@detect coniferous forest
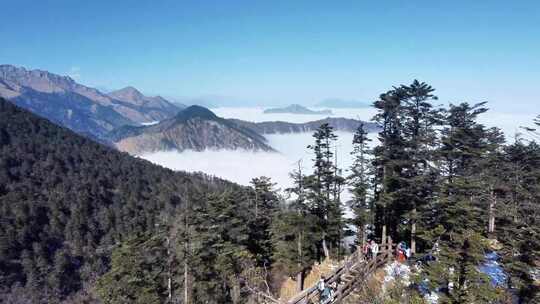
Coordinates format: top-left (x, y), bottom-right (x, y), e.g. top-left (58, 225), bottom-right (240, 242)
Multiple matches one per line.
top-left (1, 79), bottom-right (539, 304)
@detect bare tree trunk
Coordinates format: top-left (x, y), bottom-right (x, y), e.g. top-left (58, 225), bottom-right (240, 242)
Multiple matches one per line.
top-left (166, 237), bottom-right (172, 303)
top-left (381, 225), bottom-right (387, 246)
top-left (184, 215), bottom-right (189, 304)
top-left (387, 236), bottom-right (393, 263)
top-left (296, 230), bottom-right (304, 292)
top-left (488, 194), bottom-right (496, 234)
top-left (296, 270), bottom-right (303, 292)
top-left (232, 282), bottom-right (241, 304)
top-left (183, 259), bottom-right (188, 304)
top-left (254, 190), bottom-right (258, 219)
top-left (322, 235), bottom-right (330, 258)
top-left (411, 207), bottom-right (417, 255)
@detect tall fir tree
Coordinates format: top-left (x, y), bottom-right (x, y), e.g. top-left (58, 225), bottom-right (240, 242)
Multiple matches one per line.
top-left (496, 139), bottom-right (540, 303)
top-left (271, 161), bottom-right (319, 291)
top-left (247, 176), bottom-right (280, 267)
top-left (399, 80), bottom-right (442, 254)
top-left (348, 123), bottom-right (374, 248)
top-left (95, 234), bottom-right (169, 304)
top-left (425, 102), bottom-right (502, 303)
top-left (372, 88), bottom-right (408, 243)
top-left (305, 123), bottom-right (345, 258)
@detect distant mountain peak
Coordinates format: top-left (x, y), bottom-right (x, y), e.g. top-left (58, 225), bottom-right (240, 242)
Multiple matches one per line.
top-left (174, 105), bottom-right (218, 122)
top-left (109, 105), bottom-right (274, 154)
top-left (264, 104), bottom-right (333, 115)
top-left (109, 86), bottom-right (146, 100)
top-left (112, 85), bottom-right (143, 95)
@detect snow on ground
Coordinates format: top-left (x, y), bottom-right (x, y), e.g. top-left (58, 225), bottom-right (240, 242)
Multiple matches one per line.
top-left (383, 261), bottom-right (412, 288)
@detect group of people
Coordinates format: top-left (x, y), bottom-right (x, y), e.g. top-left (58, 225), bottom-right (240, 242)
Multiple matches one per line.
top-left (362, 239), bottom-right (380, 260)
top-left (314, 240), bottom-right (411, 304)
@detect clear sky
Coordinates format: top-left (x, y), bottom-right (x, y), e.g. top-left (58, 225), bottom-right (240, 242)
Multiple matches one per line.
top-left (1, 0), bottom-right (539, 111)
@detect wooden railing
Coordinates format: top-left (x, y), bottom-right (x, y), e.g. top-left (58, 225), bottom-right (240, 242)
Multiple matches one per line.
top-left (285, 239), bottom-right (395, 304)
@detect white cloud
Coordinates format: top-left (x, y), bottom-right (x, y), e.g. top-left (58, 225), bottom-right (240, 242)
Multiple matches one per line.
top-left (211, 107), bottom-right (378, 123)
top-left (140, 107), bottom-right (533, 194)
top-left (139, 131), bottom-right (378, 205)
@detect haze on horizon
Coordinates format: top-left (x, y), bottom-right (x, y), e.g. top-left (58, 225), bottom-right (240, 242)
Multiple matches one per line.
top-left (1, 0), bottom-right (539, 113)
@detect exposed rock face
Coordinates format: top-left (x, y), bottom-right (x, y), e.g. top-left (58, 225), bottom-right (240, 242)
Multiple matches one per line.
top-left (229, 117), bottom-right (379, 134)
top-left (108, 86), bottom-right (183, 122)
top-left (0, 65), bottom-right (180, 139)
top-left (110, 106), bottom-right (274, 154)
top-left (263, 104), bottom-right (332, 115)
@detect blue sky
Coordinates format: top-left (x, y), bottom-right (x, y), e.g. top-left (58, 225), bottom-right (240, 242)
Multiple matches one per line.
top-left (1, 0), bottom-right (539, 111)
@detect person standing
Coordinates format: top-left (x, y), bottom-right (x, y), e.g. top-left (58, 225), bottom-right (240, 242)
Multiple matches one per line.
top-left (366, 240), bottom-right (373, 259)
top-left (371, 241), bottom-right (379, 259)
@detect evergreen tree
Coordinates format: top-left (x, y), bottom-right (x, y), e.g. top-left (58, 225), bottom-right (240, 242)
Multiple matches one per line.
top-left (271, 161), bottom-right (319, 291)
top-left (189, 191), bottom-right (255, 303)
top-left (305, 123), bottom-right (345, 258)
top-left (399, 80), bottom-right (441, 254)
top-left (95, 235), bottom-right (168, 304)
top-left (247, 177), bottom-right (280, 267)
top-left (372, 88), bottom-right (408, 243)
top-left (424, 102), bottom-right (502, 303)
top-left (348, 123), bottom-right (374, 247)
top-left (496, 140), bottom-right (540, 302)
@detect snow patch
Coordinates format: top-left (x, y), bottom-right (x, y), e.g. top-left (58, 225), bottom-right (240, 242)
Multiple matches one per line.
top-left (141, 120), bottom-right (160, 126)
top-left (383, 261), bottom-right (411, 288)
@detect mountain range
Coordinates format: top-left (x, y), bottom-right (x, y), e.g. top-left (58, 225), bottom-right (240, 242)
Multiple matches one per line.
top-left (0, 65), bottom-right (183, 139)
top-left (230, 117), bottom-right (379, 135)
top-left (0, 65), bottom-right (378, 154)
top-left (108, 106), bottom-right (378, 155)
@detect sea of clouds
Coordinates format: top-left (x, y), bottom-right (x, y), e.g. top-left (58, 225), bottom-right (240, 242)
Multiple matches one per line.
top-left (141, 108), bottom-right (378, 191)
top-left (140, 107), bottom-right (537, 191)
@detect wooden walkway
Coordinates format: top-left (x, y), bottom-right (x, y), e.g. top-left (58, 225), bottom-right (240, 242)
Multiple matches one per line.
top-left (284, 240), bottom-right (395, 304)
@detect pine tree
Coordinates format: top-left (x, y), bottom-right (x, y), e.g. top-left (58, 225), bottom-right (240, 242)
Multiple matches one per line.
top-left (496, 139), bottom-right (540, 302)
top-left (305, 123), bottom-right (345, 258)
top-left (424, 102), bottom-right (502, 303)
top-left (247, 176), bottom-right (280, 266)
top-left (372, 88), bottom-right (408, 243)
top-left (95, 234), bottom-right (168, 304)
top-left (271, 161), bottom-right (319, 291)
top-left (399, 80), bottom-right (441, 254)
top-left (189, 191), bottom-right (255, 303)
top-left (348, 123), bottom-right (373, 247)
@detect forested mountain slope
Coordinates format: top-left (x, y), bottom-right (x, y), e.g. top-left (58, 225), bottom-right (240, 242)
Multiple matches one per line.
top-left (0, 98), bottom-right (242, 302)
